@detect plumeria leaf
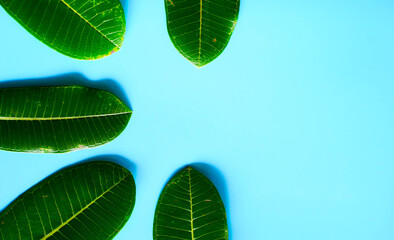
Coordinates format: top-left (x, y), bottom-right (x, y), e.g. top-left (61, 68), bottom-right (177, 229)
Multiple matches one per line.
top-left (0, 0), bottom-right (126, 59)
top-left (0, 161), bottom-right (136, 239)
top-left (154, 166), bottom-right (228, 239)
top-left (165, 0), bottom-right (240, 67)
top-left (0, 86), bottom-right (132, 153)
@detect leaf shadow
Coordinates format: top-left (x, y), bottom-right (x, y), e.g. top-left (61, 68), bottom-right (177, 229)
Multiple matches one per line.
top-left (75, 154), bottom-right (137, 178)
top-left (167, 162), bottom-right (233, 240)
top-left (0, 73), bottom-right (132, 110)
top-left (119, 0), bottom-right (129, 17)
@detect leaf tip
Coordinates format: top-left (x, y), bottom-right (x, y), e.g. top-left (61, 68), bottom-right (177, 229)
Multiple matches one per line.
top-left (191, 61), bottom-right (209, 68)
top-left (183, 165), bottom-right (198, 174)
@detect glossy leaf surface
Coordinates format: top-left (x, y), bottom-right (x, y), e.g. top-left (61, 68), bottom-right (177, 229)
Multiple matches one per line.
top-left (154, 166), bottom-right (228, 240)
top-left (0, 86), bottom-right (131, 153)
top-left (0, 0), bottom-right (126, 59)
top-left (0, 161), bottom-right (136, 240)
top-left (165, 0), bottom-right (240, 67)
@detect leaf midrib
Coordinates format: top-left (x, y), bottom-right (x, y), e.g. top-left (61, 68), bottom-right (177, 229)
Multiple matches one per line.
top-left (59, 0), bottom-right (121, 49)
top-left (41, 173), bottom-right (130, 240)
top-left (0, 112), bottom-right (131, 121)
top-left (188, 168), bottom-right (195, 240)
top-left (198, 0), bottom-right (203, 63)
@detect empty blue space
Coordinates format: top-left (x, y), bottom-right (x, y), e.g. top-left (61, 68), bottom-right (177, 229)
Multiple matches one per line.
top-left (0, 0), bottom-right (393, 239)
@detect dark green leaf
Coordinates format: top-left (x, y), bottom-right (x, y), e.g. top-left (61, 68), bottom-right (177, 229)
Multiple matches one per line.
top-left (165, 0), bottom-right (240, 67)
top-left (154, 166), bottom-right (228, 240)
top-left (0, 161), bottom-right (136, 240)
top-left (0, 0), bottom-right (126, 60)
top-left (0, 86), bottom-right (132, 153)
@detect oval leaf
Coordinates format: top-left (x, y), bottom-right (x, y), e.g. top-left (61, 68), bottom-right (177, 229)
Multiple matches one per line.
top-left (0, 161), bottom-right (136, 240)
top-left (165, 0), bottom-right (240, 67)
top-left (154, 166), bottom-right (228, 240)
top-left (0, 0), bottom-right (126, 59)
top-left (0, 86), bottom-right (132, 153)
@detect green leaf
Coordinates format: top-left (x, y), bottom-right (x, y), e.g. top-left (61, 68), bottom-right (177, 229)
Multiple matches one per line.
top-left (165, 0), bottom-right (240, 67)
top-left (154, 166), bottom-right (228, 240)
top-left (0, 86), bottom-right (132, 153)
top-left (0, 161), bottom-right (136, 240)
top-left (0, 0), bottom-right (126, 60)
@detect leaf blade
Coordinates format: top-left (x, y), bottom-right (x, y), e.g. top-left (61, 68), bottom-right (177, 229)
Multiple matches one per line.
top-left (165, 0), bottom-right (240, 67)
top-left (0, 0), bottom-right (126, 59)
top-left (154, 166), bottom-right (228, 240)
top-left (0, 161), bottom-right (136, 240)
top-left (0, 86), bottom-right (132, 153)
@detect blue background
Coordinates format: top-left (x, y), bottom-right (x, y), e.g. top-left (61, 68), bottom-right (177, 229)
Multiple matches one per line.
top-left (0, 0), bottom-right (393, 239)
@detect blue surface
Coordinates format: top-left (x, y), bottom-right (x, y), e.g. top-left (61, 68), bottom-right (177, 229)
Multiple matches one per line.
top-left (0, 0), bottom-right (393, 239)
